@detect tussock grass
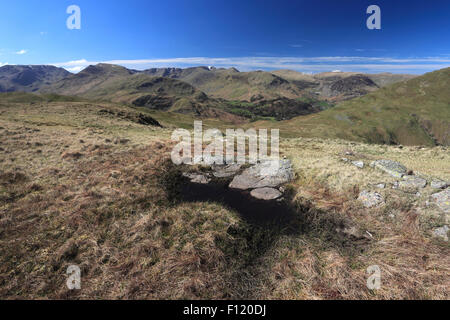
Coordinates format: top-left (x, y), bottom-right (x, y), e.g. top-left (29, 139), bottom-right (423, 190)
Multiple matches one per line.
top-left (0, 100), bottom-right (448, 299)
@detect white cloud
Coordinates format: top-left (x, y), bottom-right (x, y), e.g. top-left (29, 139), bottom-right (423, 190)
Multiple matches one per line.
top-left (50, 56), bottom-right (450, 74)
top-left (65, 66), bottom-right (85, 73)
top-left (16, 49), bottom-right (27, 55)
top-left (0, 62), bottom-right (8, 67)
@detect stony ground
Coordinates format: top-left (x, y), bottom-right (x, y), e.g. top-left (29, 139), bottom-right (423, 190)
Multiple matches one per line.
top-left (0, 100), bottom-right (449, 299)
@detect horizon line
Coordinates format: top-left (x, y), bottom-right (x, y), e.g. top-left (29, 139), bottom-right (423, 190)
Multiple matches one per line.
top-left (2, 56), bottom-right (450, 75)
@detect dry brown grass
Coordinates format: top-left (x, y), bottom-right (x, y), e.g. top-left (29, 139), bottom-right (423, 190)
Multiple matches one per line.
top-left (0, 100), bottom-right (449, 300)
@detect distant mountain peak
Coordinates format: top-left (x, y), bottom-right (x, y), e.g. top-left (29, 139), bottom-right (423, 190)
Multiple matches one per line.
top-left (0, 65), bottom-right (70, 92)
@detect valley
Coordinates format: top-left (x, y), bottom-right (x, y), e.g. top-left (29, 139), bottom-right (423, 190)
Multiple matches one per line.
top-left (0, 63), bottom-right (448, 300)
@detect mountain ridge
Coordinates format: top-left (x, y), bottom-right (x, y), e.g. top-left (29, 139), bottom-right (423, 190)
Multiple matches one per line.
top-left (0, 65), bottom-right (70, 93)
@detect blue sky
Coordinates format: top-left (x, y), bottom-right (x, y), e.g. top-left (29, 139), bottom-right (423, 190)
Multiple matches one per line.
top-left (1, 0), bottom-right (449, 74)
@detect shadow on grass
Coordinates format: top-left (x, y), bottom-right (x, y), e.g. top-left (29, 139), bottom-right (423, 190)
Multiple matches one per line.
top-left (160, 162), bottom-right (371, 298)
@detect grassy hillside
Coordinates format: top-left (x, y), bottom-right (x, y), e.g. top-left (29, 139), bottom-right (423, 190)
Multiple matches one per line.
top-left (147, 67), bottom-right (413, 103)
top-left (1, 98), bottom-right (448, 299)
top-left (256, 68), bottom-right (450, 146)
top-left (146, 67), bottom-right (304, 101)
top-left (38, 64), bottom-right (328, 122)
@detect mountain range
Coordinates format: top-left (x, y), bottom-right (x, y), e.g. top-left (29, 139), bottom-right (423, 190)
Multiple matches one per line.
top-left (0, 63), bottom-right (448, 146)
top-left (0, 65), bottom-right (70, 93)
top-left (263, 67), bottom-right (450, 146)
top-left (1, 63), bottom-right (415, 103)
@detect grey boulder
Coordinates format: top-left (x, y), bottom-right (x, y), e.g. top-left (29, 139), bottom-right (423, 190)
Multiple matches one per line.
top-left (229, 159), bottom-right (294, 190)
top-left (370, 160), bottom-right (407, 178)
top-left (399, 175), bottom-right (427, 193)
top-left (431, 189), bottom-right (450, 213)
top-left (431, 179), bottom-right (448, 190)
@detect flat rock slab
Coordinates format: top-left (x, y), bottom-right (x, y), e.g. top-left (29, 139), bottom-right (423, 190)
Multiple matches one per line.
top-left (431, 179), bottom-right (448, 190)
top-left (250, 187), bottom-right (282, 200)
top-left (358, 190), bottom-right (385, 208)
top-left (399, 175), bottom-right (427, 193)
top-left (229, 159), bottom-right (294, 190)
top-left (371, 159), bottom-right (407, 178)
top-left (431, 189), bottom-right (450, 213)
top-left (211, 164), bottom-right (242, 178)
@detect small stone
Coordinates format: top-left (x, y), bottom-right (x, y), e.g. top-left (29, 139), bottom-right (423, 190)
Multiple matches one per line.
top-left (341, 158), bottom-right (349, 162)
top-left (431, 179), bottom-right (448, 190)
top-left (351, 161), bottom-right (364, 169)
top-left (431, 189), bottom-right (450, 213)
top-left (250, 187), bottom-right (282, 200)
top-left (183, 173), bottom-right (211, 184)
top-left (432, 225), bottom-right (449, 241)
top-left (336, 225), bottom-right (363, 239)
top-left (358, 191), bottom-right (385, 208)
top-left (375, 183), bottom-right (386, 189)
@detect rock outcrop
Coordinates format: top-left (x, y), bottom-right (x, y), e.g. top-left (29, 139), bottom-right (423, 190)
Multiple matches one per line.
top-left (182, 159), bottom-right (295, 201)
top-left (370, 160), bottom-right (407, 178)
top-left (211, 164), bottom-right (241, 178)
top-left (399, 175), bottom-right (427, 193)
top-left (229, 160), bottom-right (294, 191)
top-left (431, 189), bottom-right (450, 213)
top-left (431, 179), bottom-right (448, 190)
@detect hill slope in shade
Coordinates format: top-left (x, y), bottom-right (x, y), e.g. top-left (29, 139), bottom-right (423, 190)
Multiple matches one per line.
top-left (43, 64), bottom-right (246, 122)
top-left (255, 67), bottom-right (450, 146)
top-left (145, 67), bottom-right (416, 102)
top-left (41, 64), bottom-right (325, 121)
top-left (40, 63), bottom-right (136, 96)
top-left (0, 65), bottom-right (70, 93)
top-left (143, 66), bottom-right (304, 101)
